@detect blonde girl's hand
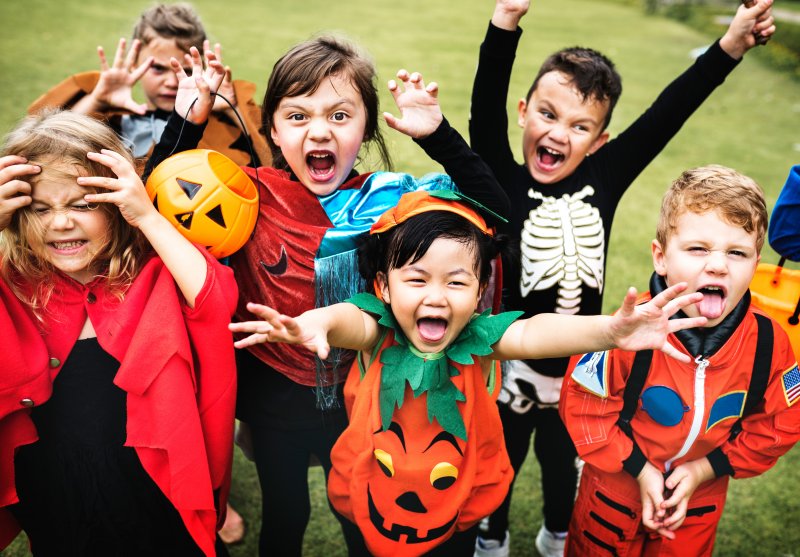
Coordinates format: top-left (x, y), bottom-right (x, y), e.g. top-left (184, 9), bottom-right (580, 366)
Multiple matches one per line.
top-left (229, 302), bottom-right (332, 358)
top-left (203, 40), bottom-right (238, 113)
top-left (383, 70), bottom-right (443, 139)
top-left (171, 46), bottom-right (226, 125)
top-left (88, 38), bottom-right (153, 115)
top-left (0, 155), bottom-right (39, 231)
top-left (608, 283), bottom-right (707, 362)
top-left (78, 149), bottom-right (157, 228)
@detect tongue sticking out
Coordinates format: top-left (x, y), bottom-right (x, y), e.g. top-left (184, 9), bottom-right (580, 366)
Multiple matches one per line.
top-left (418, 318), bottom-right (447, 343)
top-left (697, 289), bottom-right (725, 320)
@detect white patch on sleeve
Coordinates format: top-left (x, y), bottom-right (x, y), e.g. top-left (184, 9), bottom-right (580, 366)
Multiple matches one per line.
top-left (571, 351), bottom-right (609, 398)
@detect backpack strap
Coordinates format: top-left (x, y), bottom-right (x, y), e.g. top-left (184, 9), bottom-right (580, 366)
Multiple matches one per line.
top-left (729, 313), bottom-right (773, 439)
top-left (617, 349), bottom-right (653, 439)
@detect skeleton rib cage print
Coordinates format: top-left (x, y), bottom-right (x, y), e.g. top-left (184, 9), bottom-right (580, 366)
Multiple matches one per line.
top-left (520, 185), bottom-right (605, 314)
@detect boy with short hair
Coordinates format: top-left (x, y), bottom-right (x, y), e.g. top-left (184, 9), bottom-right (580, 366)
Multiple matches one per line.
top-left (27, 3), bottom-right (269, 167)
top-left (560, 164), bottom-right (800, 556)
top-left (470, 1), bottom-right (775, 554)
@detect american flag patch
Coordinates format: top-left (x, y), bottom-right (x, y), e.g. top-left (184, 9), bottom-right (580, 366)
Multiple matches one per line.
top-left (782, 365), bottom-right (800, 407)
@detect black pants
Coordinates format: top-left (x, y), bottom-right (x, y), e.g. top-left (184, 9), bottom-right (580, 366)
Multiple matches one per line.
top-left (482, 404), bottom-right (578, 539)
top-left (249, 419), bottom-right (368, 556)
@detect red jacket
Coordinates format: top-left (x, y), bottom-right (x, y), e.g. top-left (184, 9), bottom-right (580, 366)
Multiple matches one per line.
top-left (0, 251), bottom-right (238, 556)
top-left (561, 301), bottom-right (800, 478)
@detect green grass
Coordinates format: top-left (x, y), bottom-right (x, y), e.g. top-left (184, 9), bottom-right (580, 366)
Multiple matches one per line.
top-left (1, 0), bottom-right (799, 555)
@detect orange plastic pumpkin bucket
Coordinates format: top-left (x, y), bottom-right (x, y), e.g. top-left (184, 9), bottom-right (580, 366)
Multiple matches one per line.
top-left (749, 262), bottom-right (800, 359)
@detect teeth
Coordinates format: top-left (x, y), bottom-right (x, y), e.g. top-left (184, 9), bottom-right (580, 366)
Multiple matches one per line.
top-left (309, 153), bottom-right (330, 158)
top-left (52, 241), bottom-right (83, 249)
top-left (543, 147), bottom-right (563, 156)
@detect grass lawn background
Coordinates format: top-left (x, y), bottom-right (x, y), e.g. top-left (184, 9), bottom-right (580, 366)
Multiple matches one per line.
top-left (1, 0), bottom-right (798, 555)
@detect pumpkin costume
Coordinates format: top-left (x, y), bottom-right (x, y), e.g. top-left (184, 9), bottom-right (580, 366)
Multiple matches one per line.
top-left (325, 191), bottom-right (519, 556)
top-left (328, 293), bottom-right (518, 556)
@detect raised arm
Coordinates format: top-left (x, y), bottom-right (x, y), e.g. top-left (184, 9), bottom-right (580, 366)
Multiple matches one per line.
top-left (81, 149), bottom-right (207, 307)
top-left (383, 70), bottom-right (510, 223)
top-left (492, 283), bottom-right (706, 361)
top-left (142, 47), bottom-right (225, 181)
top-left (228, 302), bottom-right (381, 357)
top-left (600, 1), bottom-right (768, 191)
top-left (468, 0), bottom-right (528, 185)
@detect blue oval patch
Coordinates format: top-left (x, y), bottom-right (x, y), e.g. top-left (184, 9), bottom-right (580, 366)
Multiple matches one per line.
top-left (640, 385), bottom-right (689, 427)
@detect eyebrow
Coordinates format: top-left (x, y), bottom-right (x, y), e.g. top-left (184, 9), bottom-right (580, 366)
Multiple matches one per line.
top-left (374, 421), bottom-right (407, 452)
top-left (279, 99), bottom-right (356, 111)
top-left (423, 431), bottom-right (463, 456)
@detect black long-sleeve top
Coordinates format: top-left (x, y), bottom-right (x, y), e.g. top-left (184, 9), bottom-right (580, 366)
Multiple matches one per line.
top-left (470, 23), bottom-right (739, 377)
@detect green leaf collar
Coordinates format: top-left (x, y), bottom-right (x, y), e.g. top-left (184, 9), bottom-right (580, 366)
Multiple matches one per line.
top-left (348, 293), bottom-right (521, 440)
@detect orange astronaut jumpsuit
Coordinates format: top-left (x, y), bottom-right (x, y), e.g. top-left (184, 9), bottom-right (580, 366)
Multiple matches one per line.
top-left (560, 292), bottom-right (800, 557)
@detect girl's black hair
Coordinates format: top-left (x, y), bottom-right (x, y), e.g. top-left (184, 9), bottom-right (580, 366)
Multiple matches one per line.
top-left (358, 211), bottom-right (508, 289)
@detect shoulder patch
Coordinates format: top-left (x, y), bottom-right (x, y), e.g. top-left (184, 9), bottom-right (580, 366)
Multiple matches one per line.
top-left (706, 390), bottom-right (746, 432)
top-left (571, 351), bottom-right (609, 398)
top-left (781, 364), bottom-right (800, 407)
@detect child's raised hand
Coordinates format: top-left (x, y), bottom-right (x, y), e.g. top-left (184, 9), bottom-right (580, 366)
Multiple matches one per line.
top-left (637, 462), bottom-right (673, 539)
top-left (171, 46), bottom-right (226, 125)
top-left (492, 0), bottom-right (530, 30)
top-left (383, 70), bottom-right (443, 139)
top-left (0, 156), bottom-right (39, 231)
top-left (720, 0), bottom-right (775, 59)
top-left (659, 458), bottom-right (715, 532)
top-left (79, 149), bottom-right (157, 228)
top-left (608, 283), bottom-right (706, 362)
top-left (83, 38), bottom-right (153, 115)
top-left (229, 302), bottom-right (332, 358)
top-left (203, 41), bottom-right (238, 113)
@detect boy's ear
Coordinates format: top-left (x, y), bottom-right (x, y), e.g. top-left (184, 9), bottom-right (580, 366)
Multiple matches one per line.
top-left (651, 239), bottom-right (667, 276)
top-left (376, 272), bottom-right (390, 303)
top-left (517, 98), bottom-right (528, 128)
top-left (588, 131), bottom-right (609, 155)
top-left (270, 126), bottom-right (281, 147)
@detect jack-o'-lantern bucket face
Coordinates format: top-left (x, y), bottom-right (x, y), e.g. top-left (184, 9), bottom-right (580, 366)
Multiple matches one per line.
top-left (355, 390), bottom-right (470, 554)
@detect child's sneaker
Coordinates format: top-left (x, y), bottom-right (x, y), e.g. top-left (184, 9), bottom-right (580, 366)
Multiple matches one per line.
top-left (474, 530), bottom-right (510, 557)
top-left (535, 525), bottom-right (567, 557)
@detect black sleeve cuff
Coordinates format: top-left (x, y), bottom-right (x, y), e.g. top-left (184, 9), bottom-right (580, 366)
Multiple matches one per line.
top-left (485, 21), bottom-right (523, 52)
top-left (706, 447), bottom-right (735, 478)
top-left (413, 117), bottom-right (451, 152)
top-left (696, 39), bottom-right (741, 81)
top-left (623, 442), bottom-right (648, 478)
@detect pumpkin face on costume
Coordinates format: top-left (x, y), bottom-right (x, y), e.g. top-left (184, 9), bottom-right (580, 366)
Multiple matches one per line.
top-left (145, 149), bottom-right (258, 258)
top-left (366, 392), bottom-right (464, 546)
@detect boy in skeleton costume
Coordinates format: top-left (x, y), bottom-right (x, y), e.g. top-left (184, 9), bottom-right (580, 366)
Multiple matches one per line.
top-left (470, 1), bottom-right (775, 554)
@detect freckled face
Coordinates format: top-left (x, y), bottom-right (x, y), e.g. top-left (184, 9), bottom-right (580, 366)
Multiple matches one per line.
top-left (652, 210), bottom-right (759, 328)
top-left (379, 238), bottom-right (482, 353)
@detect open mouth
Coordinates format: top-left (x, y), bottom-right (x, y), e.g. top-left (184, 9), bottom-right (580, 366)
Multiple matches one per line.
top-left (536, 146), bottom-right (565, 169)
top-left (306, 151), bottom-right (336, 182)
top-left (697, 285), bottom-right (727, 320)
top-left (367, 485), bottom-right (457, 544)
top-left (417, 318), bottom-right (448, 343)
